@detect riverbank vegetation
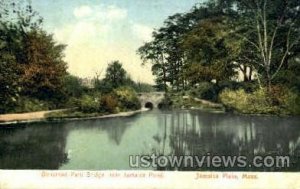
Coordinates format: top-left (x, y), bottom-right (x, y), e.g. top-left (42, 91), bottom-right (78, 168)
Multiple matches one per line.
top-left (1, 0), bottom-right (300, 116)
top-left (138, 0), bottom-right (300, 115)
top-left (0, 1), bottom-right (151, 116)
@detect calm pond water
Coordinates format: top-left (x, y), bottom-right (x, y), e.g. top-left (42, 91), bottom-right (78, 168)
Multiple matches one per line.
top-left (0, 110), bottom-right (300, 171)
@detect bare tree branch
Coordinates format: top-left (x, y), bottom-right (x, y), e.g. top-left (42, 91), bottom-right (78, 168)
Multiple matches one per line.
top-left (271, 26), bottom-right (291, 80)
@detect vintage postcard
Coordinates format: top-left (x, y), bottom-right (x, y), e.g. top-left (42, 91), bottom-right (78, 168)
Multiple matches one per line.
top-left (0, 0), bottom-right (300, 188)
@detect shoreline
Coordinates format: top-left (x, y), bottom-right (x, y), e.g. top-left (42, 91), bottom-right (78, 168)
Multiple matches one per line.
top-left (1, 107), bottom-right (296, 126)
top-left (0, 108), bottom-right (149, 126)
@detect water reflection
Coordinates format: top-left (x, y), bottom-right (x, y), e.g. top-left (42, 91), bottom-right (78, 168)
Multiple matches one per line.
top-left (0, 123), bottom-right (68, 169)
top-left (0, 110), bottom-right (299, 171)
top-left (149, 111), bottom-right (300, 171)
top-left (59, 116), bottom-right (140, 170)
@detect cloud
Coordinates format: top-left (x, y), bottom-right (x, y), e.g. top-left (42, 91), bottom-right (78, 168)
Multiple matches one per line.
top-left (53, 4), bottom-right (154, 84)
top-left (91, 5), bottom-right (128, 23)
top-left (132, 23), bottom-right (153, 42)
top-left (55, 4), bottom-right (126, 44)
top-left (73, 4), bottom-right (128, 22)
top-left (105, 5), bottom-right (128, 21)
top-left (73, 5), bottom-right (92, 18)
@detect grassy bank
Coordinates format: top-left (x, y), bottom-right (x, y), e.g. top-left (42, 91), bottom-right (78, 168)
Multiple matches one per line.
top-left (219, 87), bottom-right (300, 116)
top-left (162, 92), bottom-right (225, 112)
top-left (163, 82), bottom-right (300, 116)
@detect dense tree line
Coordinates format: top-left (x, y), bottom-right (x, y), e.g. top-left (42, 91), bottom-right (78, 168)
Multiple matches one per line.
top-left (138, 0), bottom-right (300, 92)
top-left (0, 1), bottom-right (67, 113)
top-left (94, 60), bottom-right (154, 93)
top-left (138, 0), bottom-right (300, 114)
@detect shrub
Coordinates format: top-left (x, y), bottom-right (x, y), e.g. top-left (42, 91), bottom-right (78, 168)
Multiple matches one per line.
top-left (219, 87), bottom-right (300, 115)
top-left (189, 82), bottom-right (218, 101)
top-left (65, 97), bottom-right (80, 108)
top-left (63, 75), bottom-right (86, 97)
top-left (14, 97), bottom-right (50, 113)
top-left (219, 88), bottom-right (274, 114)
top-left (158, 94), bottom-right (173, 109)
top-left (78, 95), bottom-right (101, 113)
top-left (113, 87), bottom-right (141, 111)
top-left (282, 90), bottom-right (300, 115)
top-left (100, 94), bottom-right (119, 113)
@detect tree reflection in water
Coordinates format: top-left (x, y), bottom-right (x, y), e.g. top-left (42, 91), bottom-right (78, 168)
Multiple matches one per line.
top-left (0, 123), bottom-right (68, 169)
top-left (149, 110), bottom-right (300, 171)
top-left (0, 111), bottom-right (299, 171)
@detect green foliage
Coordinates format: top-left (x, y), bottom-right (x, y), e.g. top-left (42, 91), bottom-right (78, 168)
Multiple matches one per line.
top-left (113, 87), bottom-right (141, 111)
top-left (218, 81), bottom-right (259, 93)
top-left (0, 55), bottom-right (19, 113)
top-left (0, 0), bottom-right (43, 32)
top-left (46, 110), bottom-right (101, 120)
top-left (189, 82), bottom-right (218, 101)
top-left (188, 81), bottom-right (259, 103)
top-left (219, 89), bottom-right (273, 114)
top-left (0, 1), bottom-right (67, 113)
top-left (0, 9), bottom-right (22, 113)
top-left (285, 92), bottom-right (300, 115)
top-left (14, 97), bottom-right (50, 113)
top-left (100, 94), bottom-right (119, 114)
top-left (63, 74), bottom-right (86, 97)
top-left (133, 83), bottom-right (155, 93)
top-left (157, 95), bottom-right (173, 109)
top-left (138, 2), bottom-right (239, 92)
top-left (95, 60), bottom-right (148, 95)
top-left (20, 30), bottom-right (67, 102)
top-left (78, 94), bottom-right (101, 113)
top-left (233, 0), bottom-right (300, 88)
top-left (103, 61), bottom-right (127, 89)
top-left (60, 85), bottom-right (142, 115)
top-left (182, 17), bottom-right (237, 83)
top-left (273, 57), bottom-right (300, 92)
top-left (123, 78), bottom-right (155, 93)
top-left (138, 0), bottom-right (300, 115)
top-left (94, 79), bottom-right (114, 94)
top-left (219, 87), bottom-right (300, 115)
top-left (165, 92), bottom-right (224, 111)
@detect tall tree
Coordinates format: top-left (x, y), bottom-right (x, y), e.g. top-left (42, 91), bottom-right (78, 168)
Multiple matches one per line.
top-left (20, 30), bottom-right (67, 102)
top-left (138, 38), bottom-right (168, 92)
top-left (103, 61), bottom-right (127, 89)
top-left (234, 0), bottom-right (300, 89)
top-left (138, 1), bottom-right (240, 91)
top-left (63, 74), bottom-right (86, 98)
top-left (182, 16), bottom-right (237, 85)
top-left (0, 49), bottom-right (19, 113)
top-left (0, 0), bottom-right (68, 111)
top-left (0, 0), bottom-right (42, 112)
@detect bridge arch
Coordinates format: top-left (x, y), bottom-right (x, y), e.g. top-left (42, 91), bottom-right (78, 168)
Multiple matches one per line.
top-left (138, 92), bottom-right (165, 109)
top-left (144, 102), bottom-right (154, 109)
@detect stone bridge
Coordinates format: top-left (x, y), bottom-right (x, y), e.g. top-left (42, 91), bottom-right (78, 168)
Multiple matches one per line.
top-left (137, 92), bottom-right (165, 109)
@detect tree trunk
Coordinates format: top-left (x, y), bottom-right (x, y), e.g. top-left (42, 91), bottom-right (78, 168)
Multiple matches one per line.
top-left (161, 53), bottom-right (168, 93)
top-left (249, 67), bottom-right (253, 81)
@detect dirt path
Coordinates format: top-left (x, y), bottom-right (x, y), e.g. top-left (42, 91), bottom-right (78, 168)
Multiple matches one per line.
top-left (0, 109), bottom-right (68, 123)
top-left (0, 108), bottom-right (149, 124)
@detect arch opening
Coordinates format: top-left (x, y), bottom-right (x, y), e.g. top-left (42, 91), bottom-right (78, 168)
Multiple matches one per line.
top-left (158, 101), bottom-right (170, 109)
top-left (145, 102), bottom-right (154, 109)
top-left (157, 103), bottom-right (163, 109)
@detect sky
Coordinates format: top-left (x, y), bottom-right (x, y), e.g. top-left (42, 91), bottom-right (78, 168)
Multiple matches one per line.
top-left (31, 0), bottom-right (203, 84)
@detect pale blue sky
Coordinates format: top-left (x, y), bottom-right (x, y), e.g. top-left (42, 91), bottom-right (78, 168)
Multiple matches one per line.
top-left (31, 0), bottom-right (204, 83)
